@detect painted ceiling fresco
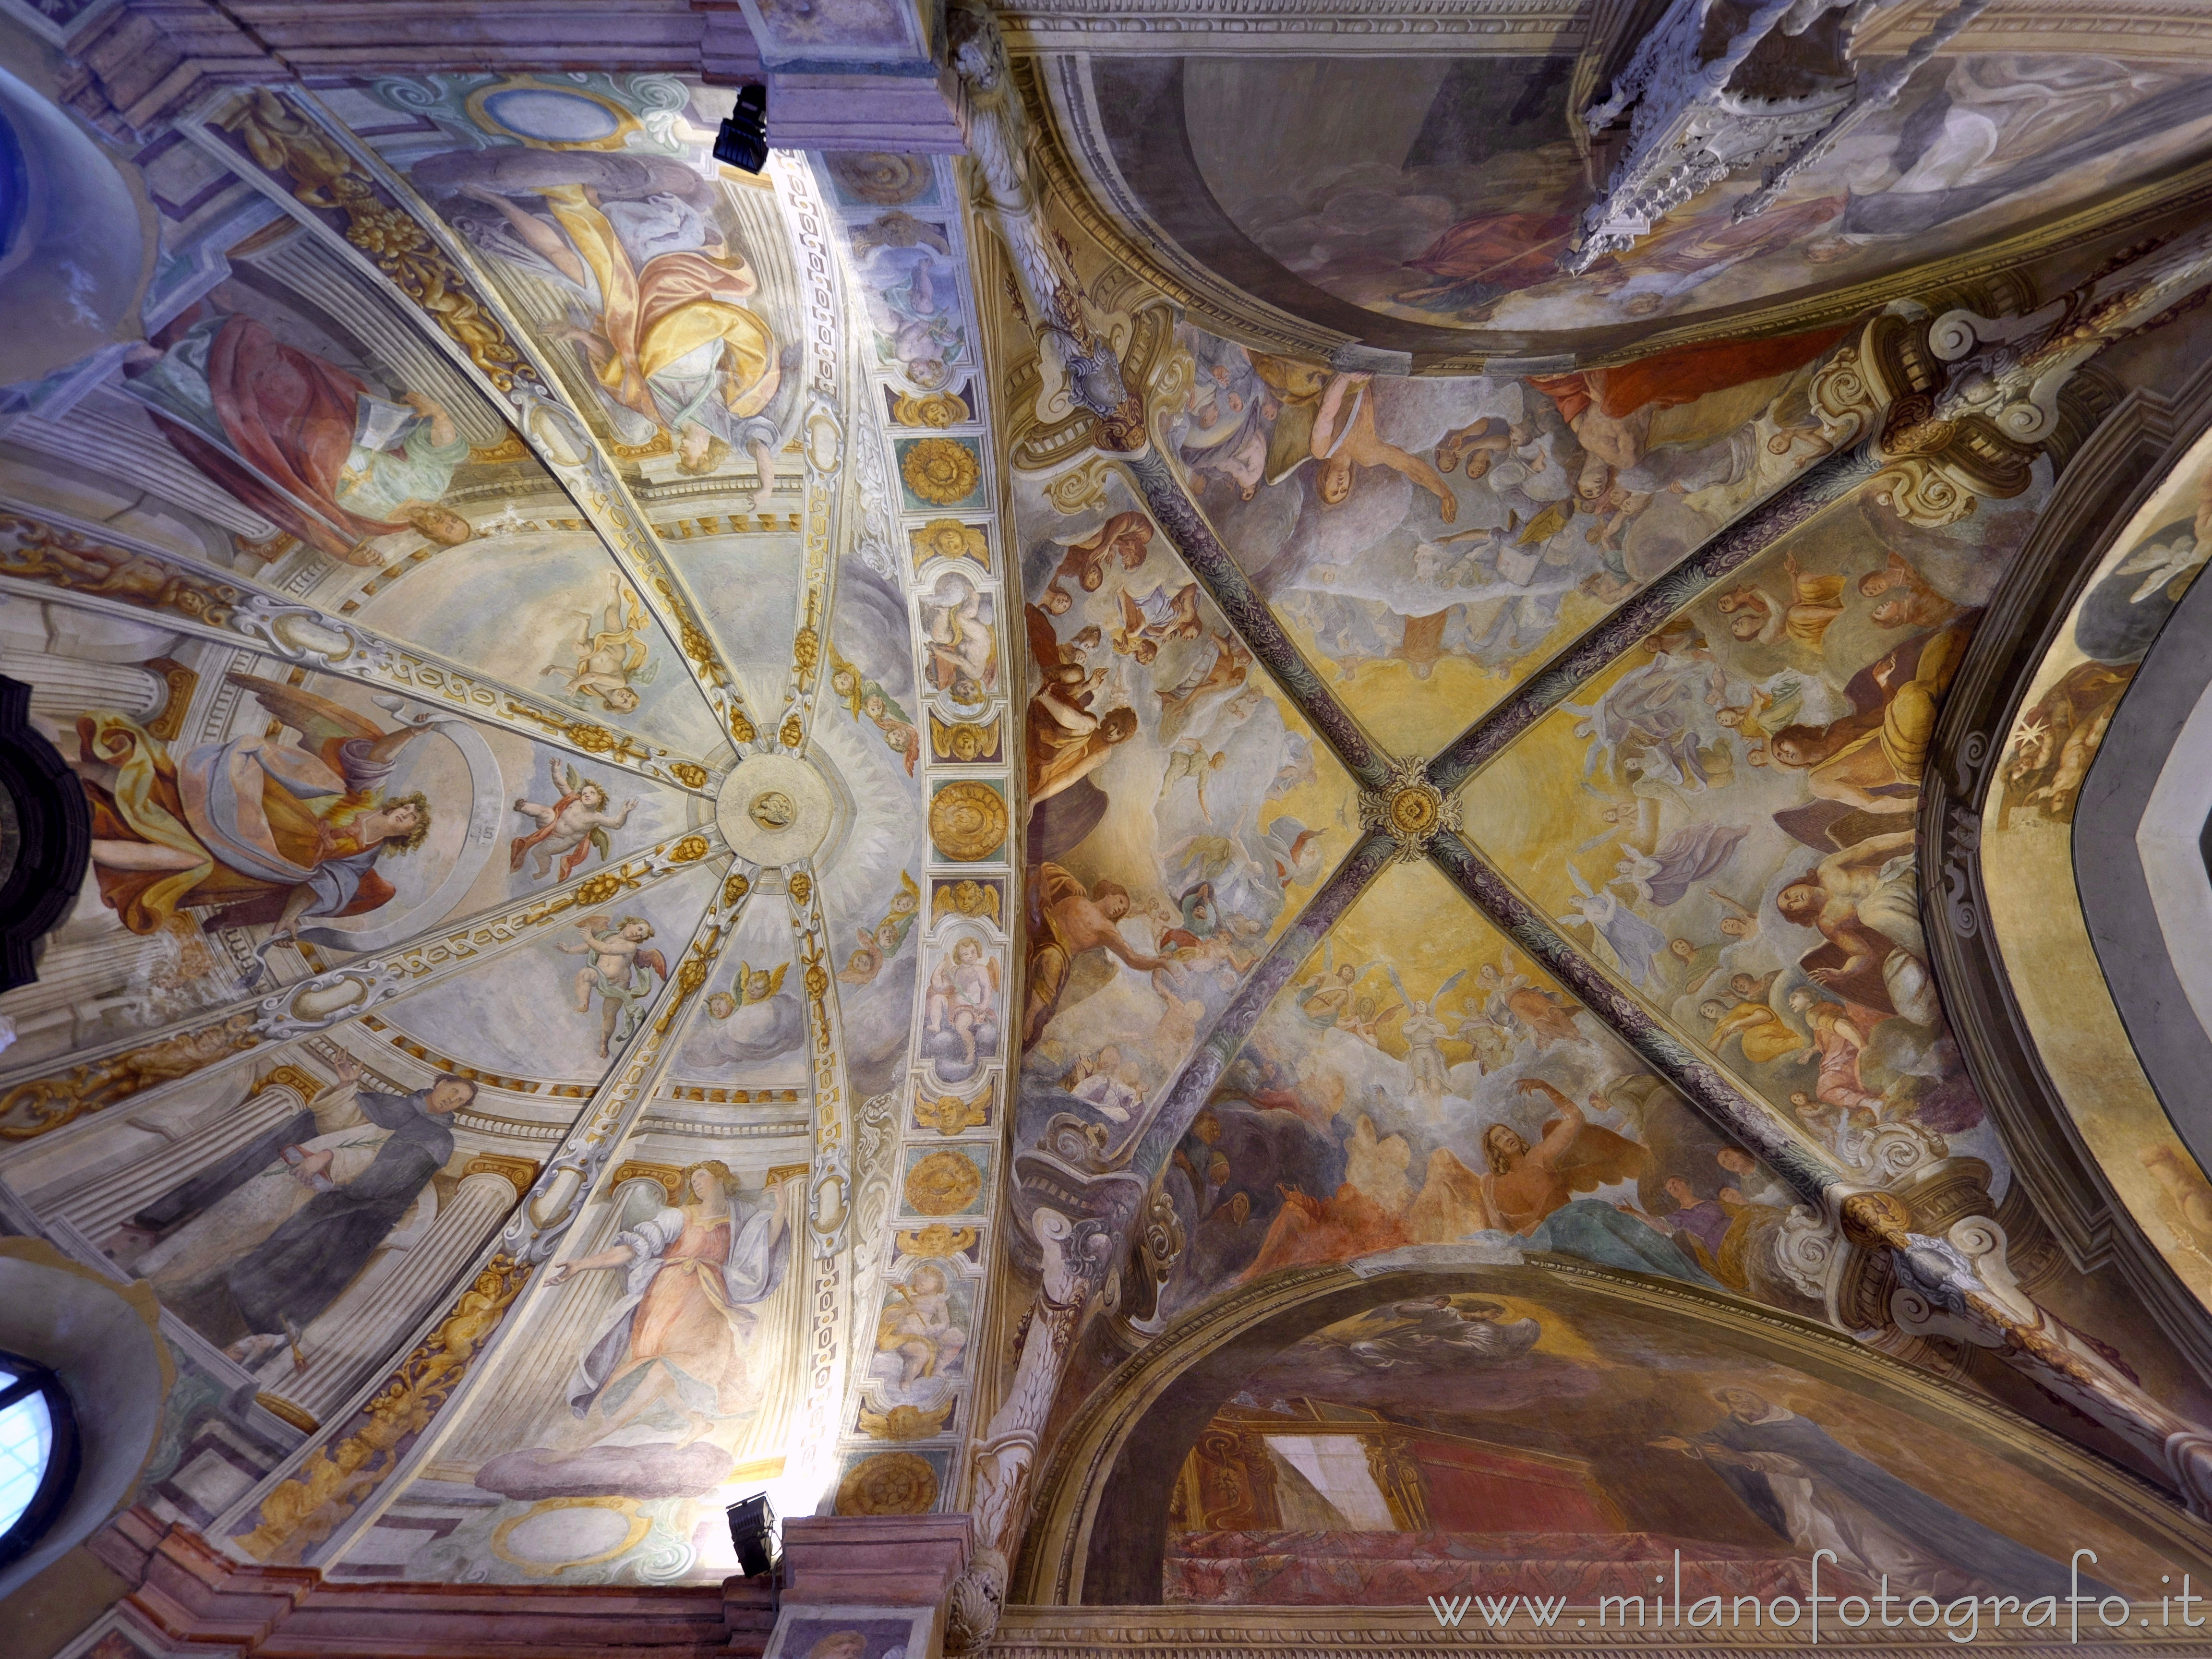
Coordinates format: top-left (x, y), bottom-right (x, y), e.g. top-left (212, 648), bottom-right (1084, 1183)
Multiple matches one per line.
top-left (980, 180), bottom-right (2212, 1592)
top-left (1053, 49), bottom-right (2212, 357)
top-left (8, 0), bottom-right (2212, 1630)
top-left (1166, 318), bottom-right (1845, 752)
top-left (1149, 861), bottom-right (1824, 1325)
top-left (0, 65), bottom-right (1015, 1586)
top-left (1158, 1277), bottom-right (2210, 1608)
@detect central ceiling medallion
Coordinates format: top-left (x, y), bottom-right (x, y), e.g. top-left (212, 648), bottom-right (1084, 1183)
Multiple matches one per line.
top-left (1360, 755), bottom-right (1460, 864)
top-left (715, 754), bottom-right (831, 867)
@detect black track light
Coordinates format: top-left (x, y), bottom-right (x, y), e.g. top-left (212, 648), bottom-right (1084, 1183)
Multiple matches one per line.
top-left (714, 84), bottom-right (769, 175)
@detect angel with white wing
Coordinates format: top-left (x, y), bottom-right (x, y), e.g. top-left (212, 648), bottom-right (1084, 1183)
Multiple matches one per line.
top-left (1387, 965), bottom-right (1467, 1113)
top-left (1560, 860), bottom-right (1669, 989)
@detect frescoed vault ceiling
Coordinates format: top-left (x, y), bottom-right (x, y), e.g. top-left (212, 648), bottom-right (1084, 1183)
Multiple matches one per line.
top-left (1018, 6), bottom-right (2212, 365)
top-left (12, 0), bottom-right (2212, 1643)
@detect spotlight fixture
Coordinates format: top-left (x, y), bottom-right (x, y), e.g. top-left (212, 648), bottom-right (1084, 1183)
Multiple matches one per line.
top-left (727, 1491), bottom-right (779, 1579)
top-left (714, 85), bottom-right (769, 175)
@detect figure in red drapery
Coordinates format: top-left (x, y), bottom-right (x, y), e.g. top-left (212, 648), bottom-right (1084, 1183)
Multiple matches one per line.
top-left (125, 307), bottom-right (471, 564)
top-left (1396, 210), bottom-right (1579, 313)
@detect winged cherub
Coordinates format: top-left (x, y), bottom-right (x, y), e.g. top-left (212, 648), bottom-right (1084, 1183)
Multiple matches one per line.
top-left (546, 575), bottom-right (655, 713)
top-left (926, 937), bottom-right (1001, 1069)
top-left (738, 958), bottom-right (790, 1008)
top-left (559, 914), bottom-right (669, 1056)
top-left (510, 762), bottom-right (635, 882)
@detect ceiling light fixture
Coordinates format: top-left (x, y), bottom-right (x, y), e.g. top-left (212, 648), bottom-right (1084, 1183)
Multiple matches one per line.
top-left (714, 85), bottom-right (769, 174)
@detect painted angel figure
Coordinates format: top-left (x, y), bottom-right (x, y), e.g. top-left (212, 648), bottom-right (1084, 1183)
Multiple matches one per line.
top-left (2112, 524), bottom-right (2208, 604)
top-left (874, 871), bottom-right (922, 957)
top-left (1296, 942), bottom-right (1369, 1027)
top-left (925, 938), bottom-right (1000, 1069)
top-left (1338, 995), bottom-right (1402, 1047)
top-left (686, 958), bottom-right (803, 1069)
top-left (1560, 860), bottom-right (1668, 989)
top-left (1454, 1010), bottom-right (1515, 1073)
top-left (77, 673), bottom-right (436, 947)
top-left (547, 1161), bottom-right (788, 1442)
top-left (875, 1262), bottom-right (967, 1390)
top-left (1387, 966), bottom-right (1467, 1113)
top-left (510, 761), bottom-right (634, 882)
top-left (922, 571), bottom-right (998, 702)
top-left (837, 926), bottom-right (884, 986)
top-left (546, 576), bottom-right (656, 714)
top-left (558, 914), bottom-right (668, 1057)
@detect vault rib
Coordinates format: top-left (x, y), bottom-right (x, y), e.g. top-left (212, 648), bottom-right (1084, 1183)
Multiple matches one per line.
top-left (0, 830), bottom-right (724, 1142)
top-left (220, 855), bottom-right (749, 1569)
top-left (0, 502), bottom-right (727, 797)
top-left (175, 86), bottom-right (757, 751)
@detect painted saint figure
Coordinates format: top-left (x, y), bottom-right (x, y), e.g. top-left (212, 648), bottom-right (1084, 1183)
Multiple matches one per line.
top-left (158, 1058), bottom-right (475, 1366)
top-left (124, 306), bottom-right (472, 565)
top-left (548, 1162), bottom-right (789, 1440)
top-left (1653, 1388), bottom-right (2085, 1599)
top-left (75, 674), bottom-right (435, 942)
top-left (423, 148), bottom-right (785, 479)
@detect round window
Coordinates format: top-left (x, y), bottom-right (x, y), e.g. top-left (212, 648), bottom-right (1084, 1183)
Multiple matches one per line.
top-left (0, 1351), bottom-right (76, 1568)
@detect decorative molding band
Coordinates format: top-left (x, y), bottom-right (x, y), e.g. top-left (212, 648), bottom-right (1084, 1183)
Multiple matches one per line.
top-left (1925, 359), bottom-right (2212, 1390)
top-left (1000, 0), bottom-right (1588, 53)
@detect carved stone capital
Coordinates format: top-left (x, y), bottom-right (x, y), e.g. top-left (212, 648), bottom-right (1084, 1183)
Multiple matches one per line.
top-left (1865, 1210), bottom-right (2212, 1516)
top-left (1931, 222), bottom-right (2212, 444)
top-left (1807, 228), bottom-right (2212, 529)
top-left (945, 1543), bottom-right (1010, 1654)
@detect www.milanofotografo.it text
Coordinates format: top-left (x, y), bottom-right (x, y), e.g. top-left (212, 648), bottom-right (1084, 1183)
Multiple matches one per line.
top-left (1424, 1552), bottom-right (2205, 1643)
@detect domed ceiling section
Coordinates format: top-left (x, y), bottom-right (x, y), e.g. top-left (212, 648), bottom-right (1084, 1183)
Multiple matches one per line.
top-left (1979, 420), bottom-right (2212, 1313)
top-left (0, 64), bottom-right (1024, 1586)
top-left (1013, 2), bottom-right (2212, 364)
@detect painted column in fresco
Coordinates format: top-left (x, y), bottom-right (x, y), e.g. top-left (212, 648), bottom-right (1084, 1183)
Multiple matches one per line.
top-left (23, 1071), bottom-right (316, 1242)
top-left (264, 1162), bottom-right (527, 1424)
top-left (221, 860), bottom-right (743, 1565)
